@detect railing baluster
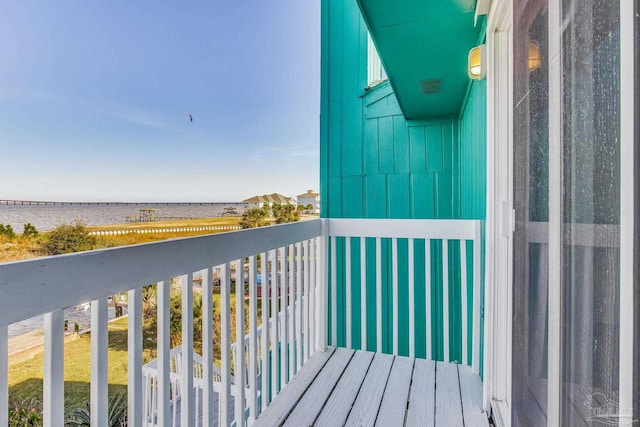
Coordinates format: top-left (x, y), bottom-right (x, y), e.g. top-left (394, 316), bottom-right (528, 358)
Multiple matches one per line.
top-left (279, 246), bottom-right (288, 386)
top-left (345, 237), bottom-right (352, 349)
top-left (270, 250), bottom-right (279, 399)
top-left (472, 222), bottom-right (482, 373)
top-left (91, 299), bottom-right (108, 427)
top-left (303, 240), bottom-right (310, 362)
top-left (128, 288), bottom-right (143, 427)
top-left (360, 237), bottom-right (367, 351)
top-left (460, 241), bottom-right (468, 365)
top-left (157, 280), bottom-right (171, 424)
top-left (248, 255), bottom-right (258, 424)
top-left (260, 252), bottom-right (269, 410)
top-left (442, 239), bottom-right (450, 362)
top-left (310, 238), bottom-right (316, 352)
top-left (0, 326), bottom-right (6, 427)
top-left (295, 242), bottom-right (303, 371)
top-left (44, 310), bottom-right (64, 427)
top-left (392, 237), bottom-right (398, 356)
top-left (409, 238), bottom-right (415, 359)
top-left (425, 240), bottom-right (432, 360)
top-left (319, 222), bottom-right (327, 351)
top-left (182, 274), bottom-right (194, 427)
top-left (331, 236), bottom-right (337, 347)
top-left (288, 244), bottom-right (295, 377)
top-left (376, 237), bottom-right (382, 353)
top-left (235, 259), bottom-right (246, 427)
top-left (203, 267), bottom-right (214, 425)
top-left (221, 264), bottom-right (231, 427)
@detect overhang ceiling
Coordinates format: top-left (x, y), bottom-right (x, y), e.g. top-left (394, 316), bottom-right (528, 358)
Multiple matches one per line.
top-left (358, 0), bottom-right (481, 119)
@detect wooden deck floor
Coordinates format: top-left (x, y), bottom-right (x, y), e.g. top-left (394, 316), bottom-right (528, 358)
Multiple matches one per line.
top-left (254, 347), bottom-right (488, 427)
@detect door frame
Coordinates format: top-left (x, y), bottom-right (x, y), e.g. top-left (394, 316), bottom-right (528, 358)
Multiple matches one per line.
top-left (485, 0), bottom-right (514, 424)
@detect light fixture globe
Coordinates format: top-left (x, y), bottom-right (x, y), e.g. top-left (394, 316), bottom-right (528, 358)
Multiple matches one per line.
top-left (468, 44), bottom-right (486, 80)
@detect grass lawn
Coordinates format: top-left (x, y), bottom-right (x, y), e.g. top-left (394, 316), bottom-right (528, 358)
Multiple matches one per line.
top-left (87, 216), bottom-right (243, 232)
top-left (8, 316), bottom-right (155, 417)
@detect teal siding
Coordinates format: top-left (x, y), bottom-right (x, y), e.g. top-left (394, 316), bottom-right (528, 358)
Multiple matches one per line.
top-left (321, 0), bottom-right (486, 366)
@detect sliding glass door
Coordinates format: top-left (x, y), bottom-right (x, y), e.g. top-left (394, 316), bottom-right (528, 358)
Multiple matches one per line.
top-left (511, 0), bottom-right (636, 424)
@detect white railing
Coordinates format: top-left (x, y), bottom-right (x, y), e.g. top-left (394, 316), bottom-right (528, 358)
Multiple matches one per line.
top-left (326, 219), bottom-right (482, 373)
top-left (0, 219), bottom-right (323, 427)
top-left (0, 218), bottom-right (483, 426)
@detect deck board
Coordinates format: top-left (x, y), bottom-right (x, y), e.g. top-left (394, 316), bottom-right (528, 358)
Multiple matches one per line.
top-left (252, 347), bottom-right (335, 427)
top-left (375, 356), bottom-right (415, 426)
top-left (435, 362), bottom-right (464, 426)
top-left (405, 358), bottom-right (436, 426)
top-left (315, 350), bottom-right (375, 426)
top-left (458, 364), bottom-right (488, 427)
top-left (252, 348), bottom-right (488, 427)
top-left (283, 347), bottom-right (354, 426)
top-left (344, 352), bottom-right (395, 427)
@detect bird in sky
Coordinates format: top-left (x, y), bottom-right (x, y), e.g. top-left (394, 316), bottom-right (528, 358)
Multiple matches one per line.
top-left (189, 114), bottom-right (193, 122)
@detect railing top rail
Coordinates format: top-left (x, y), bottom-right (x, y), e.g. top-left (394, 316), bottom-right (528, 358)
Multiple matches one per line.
top-left (326, 218), bottom-right (482, 241)
top-left (0, 219), bottom-right (320, 327)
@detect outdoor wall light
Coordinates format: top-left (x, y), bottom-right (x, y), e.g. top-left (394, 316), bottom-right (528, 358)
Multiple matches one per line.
top-left (528, 41), bottom-right (542, 71)
top-left (468, 44), bottom-right (486, 80)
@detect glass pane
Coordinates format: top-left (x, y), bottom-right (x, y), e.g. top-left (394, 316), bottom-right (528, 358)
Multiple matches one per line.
top-left (561, 0), bottom-right (620, 424)
top-left (512, 0), bottom-right (550, 425)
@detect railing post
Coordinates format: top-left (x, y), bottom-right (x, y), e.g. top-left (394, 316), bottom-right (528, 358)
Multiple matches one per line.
top-left (472, 221), bottom-right (482, 374)
top-left (127, 288), bottom-right (143, 427)
top-left (221, 264), bottom-right (232, 427)
top-left (0, 326), bottom-right (7, 427)
top-left (157, 280), bottom-right (171, 424)
top-left (43, 310), bottom-right (64, 427)
top-left (181, 274), bottom-right (194, 427)
top-left (235, 259), bottom-right (246, 426)
top-left (91, 298), bottom-right (108, 427)
top-left (202, 267), bottom-right (215, 426)
top-left (319, 219), bottom-right (328, 351)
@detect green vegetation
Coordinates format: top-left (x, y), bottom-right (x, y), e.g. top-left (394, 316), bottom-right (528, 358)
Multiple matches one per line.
top-left (271, 203), bottom-right (300, 224)
top-left (0, 223), bottom-right (16, 238)
top-left (66, 393), bottom-right (127, 427)
top-left (40, 222), bottom-right (96, 256)
top-left (23, 223), bottom-right (38, 237)
top-left (8, 317), bottom-right (155, 419)
top-left (8, 395), bottom-right (43, 427)
top-left (240, 207), bottom-right (268, 229)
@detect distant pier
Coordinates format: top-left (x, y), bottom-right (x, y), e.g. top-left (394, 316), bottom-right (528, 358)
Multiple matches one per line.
top-left (0, 200), bottom-right (245, 206)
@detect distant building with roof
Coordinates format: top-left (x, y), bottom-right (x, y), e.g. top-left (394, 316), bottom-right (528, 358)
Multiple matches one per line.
top-left (297, 190), bottom-right (320, 214)
top-left (242, 193), bottom-right (297, 210)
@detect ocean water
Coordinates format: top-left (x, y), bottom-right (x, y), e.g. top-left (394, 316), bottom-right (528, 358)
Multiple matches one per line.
top-left (0, 202), bottom-right (244, 232)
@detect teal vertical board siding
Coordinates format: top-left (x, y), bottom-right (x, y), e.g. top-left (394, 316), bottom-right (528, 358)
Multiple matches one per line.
top-left (411, 174), bottom-right (435, 218)
top-left (393, 116), bottom-right (410, 173)
top-left (342, 176), bottom-right (364, 217)
top-left (365, 174), bottom-right (387, 217)
top-left (387, 174), bottom-right (410, 219)
top-left (426, 125), bottom-right (444, 173)
top-left (378, 116), bottom-right (395, 174)
top-left (409, 126), bottom-right (427, 172)
top-left (364, 119), bottom-right (379, 174)
top-left (321, 0), bottom-right (487, 367)
top-left (459, 79), bottom-right (487, 375)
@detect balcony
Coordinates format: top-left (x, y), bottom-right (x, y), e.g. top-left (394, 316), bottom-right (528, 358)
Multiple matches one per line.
top-left (0, 218), bottom-right (487, 426)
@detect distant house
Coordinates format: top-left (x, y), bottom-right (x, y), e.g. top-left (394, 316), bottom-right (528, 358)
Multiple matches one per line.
top-left (242, 193), bottom-right (297, 210)
top-left (296, 190), bottom-right (320, 214)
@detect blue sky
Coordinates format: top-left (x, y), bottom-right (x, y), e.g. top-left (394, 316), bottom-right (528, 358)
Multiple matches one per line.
top-left (0, 1), bottom-right (320, 202)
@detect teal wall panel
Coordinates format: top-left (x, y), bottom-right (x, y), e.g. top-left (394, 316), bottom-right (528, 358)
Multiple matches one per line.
top-left (321, 0), bottom-right (486, 368)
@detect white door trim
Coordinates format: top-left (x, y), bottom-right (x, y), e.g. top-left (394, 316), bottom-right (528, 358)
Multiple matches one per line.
top-left (485, 0), bottom-right (513, 424)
